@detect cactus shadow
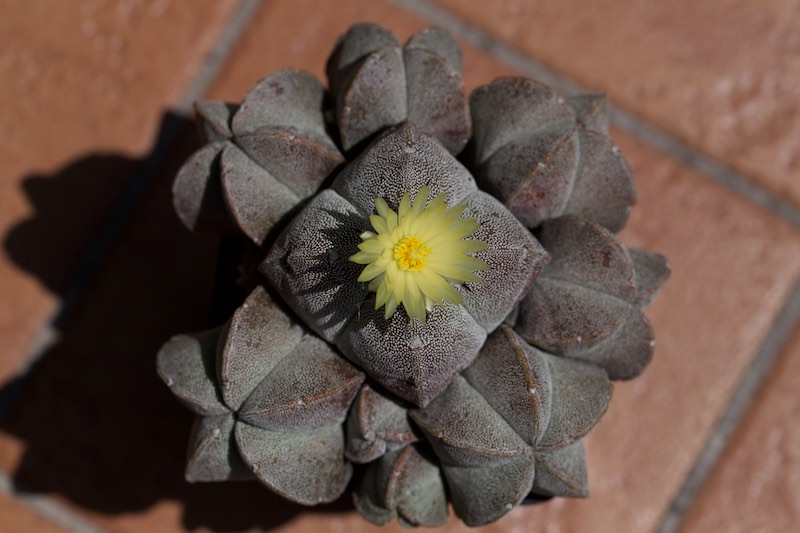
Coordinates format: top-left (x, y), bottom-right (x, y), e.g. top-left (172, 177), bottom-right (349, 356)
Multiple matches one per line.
top-left (299, 208), bottom-right (372, 334)
top-left (0, 112), bottom-right (355, 531)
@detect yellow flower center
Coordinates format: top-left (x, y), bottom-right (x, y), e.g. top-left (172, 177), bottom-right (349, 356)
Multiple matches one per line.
top-left (393, 236), bottom-right (431, 271)
top-left (349, 186), bottom-right (489, 323)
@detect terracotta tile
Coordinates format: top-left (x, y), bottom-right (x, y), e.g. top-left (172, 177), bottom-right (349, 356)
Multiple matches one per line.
top-left (0, 0), bottom-right (238, 384)
top-left (313, 130), bottom-right (800, 533)
top-left (0, 434), bottom-right (25, 475)
top-left (432, 0), bottom-right (800, 207)
top-left (205, 0), bottom-right (424, 100)
top-left (681, 324), bottom-right (800, 533)
top-left (500, 128), bottom-right (800, 532)
top-left (0, 492), bottom-right (70, 533)
top-left (205, 0), bottom-right (521, 101)
top-left (0, 124), bottom-right (223, 529)
top-left (206, 6), bottom-right (800, 531)
top-left (3, 1), bottom-right (800, 533)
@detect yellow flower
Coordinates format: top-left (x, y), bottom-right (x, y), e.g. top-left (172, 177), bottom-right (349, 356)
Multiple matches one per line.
top-left (350, 186), bottom-right (489, 322)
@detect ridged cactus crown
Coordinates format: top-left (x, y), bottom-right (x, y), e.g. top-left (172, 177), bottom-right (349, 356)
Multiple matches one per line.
top-left (158, 22), bottom-right (669, 527)
top-left (350, 185), bottom-right (489, 323)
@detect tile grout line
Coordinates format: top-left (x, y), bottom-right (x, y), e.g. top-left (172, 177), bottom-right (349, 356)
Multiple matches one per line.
top-left (388, 0), bottom-right (586, 93)
top-left (392, 0), bottom-right (800, 530)
top-left (609, 109), bottom-right (800, 229)
top-left (654, 277), bottom-right (800, 533)
top-left (0, 1), bottom-right (263, 531)
top-left (5, 0), bottom-right (263, 377)
top-left (0, 473), bottom-right (109, 533)
top-left (391, 0), bottom-right (800, 230)
top-left (2, 2), bottom-right (796, 533)
top-left (177, 0), bottom-right (263, 113)
top-left (48, 0), bottom-right (264, 334)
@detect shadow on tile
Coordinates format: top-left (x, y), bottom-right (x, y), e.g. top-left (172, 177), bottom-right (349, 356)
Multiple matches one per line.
top-left (5, 157), bottom-right (132, 296)
top-left (0, 112), bottom-right (354, 531)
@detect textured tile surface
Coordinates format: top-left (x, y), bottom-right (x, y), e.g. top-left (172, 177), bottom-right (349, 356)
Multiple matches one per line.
top-left (205, 0), bottom-right (523, 102)
top-left (432, 0), bottom-right (800, 206)
top-left (206, 0), bottom-right (429, 100)
top-left (0, 126), bottom-right (222, 532)
top-left (0, 0), bottom-right (237, 384)
top-left (2, 0), bottom-right (800, 532)
top-left (0, 491), bottom-right (69, 533)
top-left (516, 128), bottom-right (800, 532)
top-left (681, 324), bottom-right (800, 533)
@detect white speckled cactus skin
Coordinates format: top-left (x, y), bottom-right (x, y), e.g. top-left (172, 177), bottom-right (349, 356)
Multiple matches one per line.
top-left (159, 23), bottom-right (670, 527)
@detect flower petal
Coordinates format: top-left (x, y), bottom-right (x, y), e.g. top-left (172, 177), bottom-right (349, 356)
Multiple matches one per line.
top-left (357, 261), bottom-right (387, 283)
top-left (416, 270), bottom-right (462, 306)
top-left (370, 213), bottom-right (393, 235)
top-left (374, 277), bottom-right (391, 310)
top-left (350, 250), bottom-right (379, 265)
top-left (402, 277), bottom-right (427, 323)
top-left (358, 238), bottom-right (385, 254)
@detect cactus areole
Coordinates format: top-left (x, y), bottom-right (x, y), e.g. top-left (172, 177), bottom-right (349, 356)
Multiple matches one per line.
top-left (350, 186), bottom-right (489, 323)
top-left (158, 23), bottom-right (669, 527)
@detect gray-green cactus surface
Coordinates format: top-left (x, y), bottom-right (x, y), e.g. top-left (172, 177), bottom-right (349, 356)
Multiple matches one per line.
top-left (160, 22), bottom-right (669, 527)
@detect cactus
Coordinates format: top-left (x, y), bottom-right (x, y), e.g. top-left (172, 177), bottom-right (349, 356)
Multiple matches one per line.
top-left (159, 23), bottom-right (669, 527)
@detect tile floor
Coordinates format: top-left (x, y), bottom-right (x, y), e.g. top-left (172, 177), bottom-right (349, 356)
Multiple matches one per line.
top-left (1, 1), bottom-right (798, 532)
